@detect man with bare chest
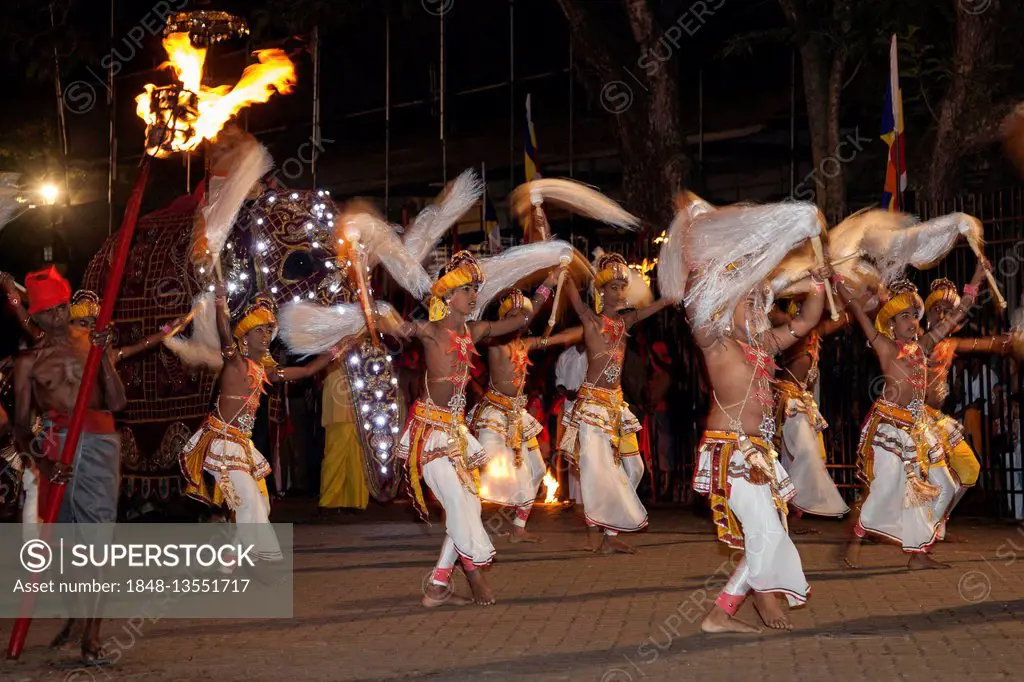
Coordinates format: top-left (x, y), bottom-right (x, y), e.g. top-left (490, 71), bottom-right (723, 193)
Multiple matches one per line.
top-left (470, 283), bottom-right (578, 542)
top-left (395, 252), bottom-right (551, 607)
top-left (689, 267), bottom-right (828, 634)
top-left (559, 253), bottom-right (672, 554)
top-left (11, 266), bottom-right (126, 665)
top-left (838, 262), bottom-right (985, 570)
top-left (922, 277), bottom-right (1012, 538)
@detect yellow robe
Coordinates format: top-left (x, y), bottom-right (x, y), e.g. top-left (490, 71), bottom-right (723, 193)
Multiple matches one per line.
top-left (319, 363), bottom-right (369, 509)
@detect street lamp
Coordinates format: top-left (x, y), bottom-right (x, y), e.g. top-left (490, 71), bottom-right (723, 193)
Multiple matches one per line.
top-left (38, 182), bottom-right (59, 206)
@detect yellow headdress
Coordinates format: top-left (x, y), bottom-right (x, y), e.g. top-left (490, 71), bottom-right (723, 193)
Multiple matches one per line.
top-left (233, 295), bottom-right (279, 367)
top-left (924, 277), bottom-right (960, 312)
top-left (593, 252), bottom-right (630, 313)
top-left (428, 251), bottom-right (485, 321)
top-left (874, 278), bottom-right (923, 339)
top-left (497, 288), bottom-right (533, 320)
top-left (70, 290), bottom-right (101, 321)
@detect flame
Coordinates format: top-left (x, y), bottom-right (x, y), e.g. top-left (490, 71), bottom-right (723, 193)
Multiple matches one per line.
top-left (542, 470), bottom-right (559, 504)
top-left (136, 33), bottom-right (296, 157)
top-left (628, 257), bottom-right (658, 286)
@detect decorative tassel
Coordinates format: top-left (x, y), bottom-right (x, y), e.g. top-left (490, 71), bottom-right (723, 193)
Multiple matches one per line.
top-left (428, 296), bottom-right (448, 322)
top-left (904, 472), bottom-right (941, 508)
top-left (217, 467), bottom-right (243, 509)
top-left (594, 289), bottom-right (603, 313)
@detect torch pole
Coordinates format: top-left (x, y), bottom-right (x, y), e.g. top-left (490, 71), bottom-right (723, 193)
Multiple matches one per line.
top-left (6, 156), bottom-right (152, 661)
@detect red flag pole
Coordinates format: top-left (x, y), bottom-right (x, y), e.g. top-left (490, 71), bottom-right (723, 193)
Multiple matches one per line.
top-left (6, 157), bottom-right (152, 661)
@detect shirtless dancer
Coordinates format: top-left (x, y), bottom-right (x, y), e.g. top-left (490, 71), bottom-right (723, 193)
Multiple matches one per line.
top-left (923, 277), bottom-right (1012, 539)
top-left (839, 261), bottom-right (986, 570)
top-left (691, 265), bottom-right (829, 634)
top-left (395, 252), bottom-right (553, 607)
top-left (180, 288), bottom-right (343, 567)
top-left (11, 266), bottom-right (126, 664)
top-left (772, 301), bottom-right (851, 525)
top-left (471, 286), bottom-right (578, 542)
top-left (559, 253), bottom-right (672, 554)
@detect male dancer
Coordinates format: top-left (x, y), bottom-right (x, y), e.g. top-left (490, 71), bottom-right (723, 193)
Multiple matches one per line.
top-left (11, 266), bottom-right (126, 664)
top-left (179, 286), bottom-right (343, 566)
top-left (690, 268), bottom-right (829, 633)
top-left (772, 301), bottom-right (850, 523)
top-left (559, 253), bottom-right (671, 554)
top-left (923, 277), bottom-right (1013, 538)
top-left (471, 287), bottom-right (579, 542)
top-left (395, 252), bottom-right (556, 607)
top-left (838, 261), bottom-right (986, 570)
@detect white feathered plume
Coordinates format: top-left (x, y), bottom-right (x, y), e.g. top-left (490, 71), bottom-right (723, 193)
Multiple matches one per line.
top-left (279, 300), bottom-right (400, 355)
top-left (657, 192), bottom-right (715, 303)
top-left (469, 240), bottom-right (575, 320)
top-left (341, 211), bottom-right (432, 300)
top-left (202, 137), bottom-right (272, 265)
top-left (0, 173), bottom-right (28, 233)
top-left (166, 138), bottom-right (271, 369)
top-left (684, 200), bottom-right (824, 335)
top-left (163, 292), bottom-right (224, 370)
top-left (509, 178), bottom-right (639, 230)
top-left (402, 169), bottom-right (483, 264)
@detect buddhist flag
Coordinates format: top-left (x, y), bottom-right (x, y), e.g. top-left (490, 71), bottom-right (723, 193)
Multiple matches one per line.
top-left (525, 94), bottom-right (540, 182)
top-left (484, 192), bottom-right (501, 253)
top-left (881, 34), bottom-right (906, 211)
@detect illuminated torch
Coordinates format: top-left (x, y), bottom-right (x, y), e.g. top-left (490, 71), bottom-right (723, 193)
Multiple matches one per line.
top-left (7, 11), bottom-right (294, 660)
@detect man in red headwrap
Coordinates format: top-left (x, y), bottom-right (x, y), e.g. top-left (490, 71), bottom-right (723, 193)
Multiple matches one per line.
top-left (12, 265), bottom-right (126, 665)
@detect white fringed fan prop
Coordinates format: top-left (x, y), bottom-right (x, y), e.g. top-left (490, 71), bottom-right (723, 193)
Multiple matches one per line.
top-left (772, 208), bottom-right (1002, 309)
top-left (401, 168), bottom-right (484, 265)
top-left (163, 137), bottom-right (271, 370)
top-left (0, 173), bottom-right (29, 233)
top-left (278, 300), bottom-right (401, 355)
top-left (656, 191), bottom-right (715, 304)
top-left (468, 240), bottom-right (576, 321)
top-left (662, 193), bottom-right (825, 335)
top-left (509, 177), bottom-right (639, 321)
top-left (509, 178), bottom-right (640, 232)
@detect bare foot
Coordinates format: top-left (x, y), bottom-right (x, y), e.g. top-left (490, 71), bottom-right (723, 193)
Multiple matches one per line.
top-left (700, 606), bottom-right (761, 634)
top-left (599, 536), bottom-right (638, 554)
top-left (752, 592), bottom-right (792, 631)
top-left (464, 569), bottom-right (496, 606)
top-left (942, 531), bottom-right (969, 544)
top-left (584, 526), bottom-right (602, 552)
top-left (49, 619), bottom-right (81, 650)
top-left (843, 540), bottom-right (862, 569)
top-left (509, 527), bottom-right (542, 543)
top-left (907, 552), bottom-right (951, 570)
top-left (421, 583), bottom-right (472, 608)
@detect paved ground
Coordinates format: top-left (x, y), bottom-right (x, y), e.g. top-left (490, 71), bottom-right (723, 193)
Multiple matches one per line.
top-left (2, 502), bottom-right (1024, 681)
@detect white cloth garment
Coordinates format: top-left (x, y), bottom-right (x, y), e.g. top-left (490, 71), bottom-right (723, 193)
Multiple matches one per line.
top-left (780, 410), bottom-right (849, 517)
top-left (556, 347), bottom-right (588, 504)
top-left (208, 440), bottom-right (282, 562)
top-left (21, 466), bottom-right (39, 542)
top-left (575, 418), bottom-right (648, 533)
top-left (722, 446), bottom-right (810, 606)
top-left (858, 422), bottom-right (957, 552)
top-left (472, 404), bottom-right (546, 509)
top-left (422, 457), bottom-right (496, 565)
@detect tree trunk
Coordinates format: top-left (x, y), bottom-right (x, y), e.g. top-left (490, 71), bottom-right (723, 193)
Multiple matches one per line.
top-left (917, 0), bottom-right (1001, 201)
top-left (556, 0), bottom-right (687, 241)
top-left (779, 0), bottom-right (847, 218)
